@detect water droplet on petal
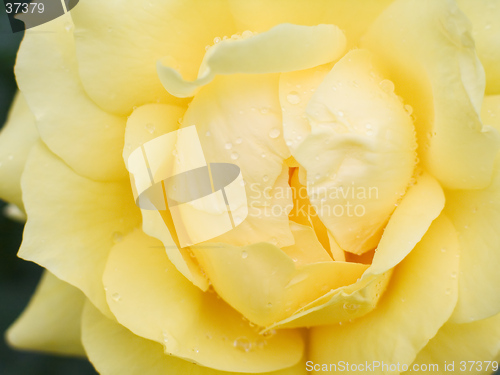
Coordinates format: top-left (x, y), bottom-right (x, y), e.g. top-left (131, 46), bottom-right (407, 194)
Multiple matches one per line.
top-left (233, 337), bottom-right (252, 352)
top-left (269, 128), bottom-right (280, 139)
top-left (404, 104), bottom-right (413, 115)
top-left (145, 123), bottom-right (156, 134)
top-left (111, 292), bottom-right (121, 302)
top-left (112, 231), bottom-right (123, 243)
top-left (235, 137), bottom-right (242, 144)
top-left (379, 79), bottom-right (395, 93)
top-left (225, 142), bottom-right (233, 150)
top-left (241, 251), bottom-right (248, 259)
top-left (263, 175), bottom-right (269, 182)
top-left (205, 131), bottom-right (211, 137)
top-left (286, 91), bottom-right (301, 105)
top-left (230, 152), bottom-right (239, 160)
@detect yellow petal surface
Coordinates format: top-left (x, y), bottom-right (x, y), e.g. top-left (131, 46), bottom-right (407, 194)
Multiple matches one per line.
top-left (193, 228), bottom-right (368, 328)
top-left (482, 95), bottom-right (500, 132)
top-left (182, 74), bottom-right (294, 248)
top-left (407, 313), bottom-right (500, 374)
top-left (0, 92), bottom-right (38, 209)
top-left (82, 301), bottom-right (307, 375)
top-left (457, 0), bottom-right (500, 94)
top-left (366, 171), bottom-right (445, 277)
top-left (267, 271), bottom-right (392, 330)
top-left (445, 156), bottom-right (500, 322)
top-left (157, 23), bottom-right (346, 98)
top-left (71, 0), bottom-right (236, 114)
top-left (362, 0), bottom-right (500, 189)
top-left (228, 0), bottom-right (394, 48)
top-left (16, 13), bottom-right (128, 181)
top-left (7, 271), bottom-right (85, 357)
top-left (19, 142), bottom-right (141, 317)
top-left (293, 49), bottom-right (416, 255)
top-left (310, 215), bottom-right (459, 374)
top-left (102, 229), bottom-right (303, 373)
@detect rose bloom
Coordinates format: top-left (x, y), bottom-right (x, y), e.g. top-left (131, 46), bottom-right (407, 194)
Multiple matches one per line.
top-left (1, 0), bottom-right (500, 374)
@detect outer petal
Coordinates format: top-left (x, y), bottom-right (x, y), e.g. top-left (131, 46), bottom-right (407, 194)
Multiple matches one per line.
top-left (82, 301), bottom-right (307, 375)
top-left (6, 271), bottom-right (85, 356)
top-left (19, 142), bottom-right (141, 317)
top-left (157, 24), bottom-right (346, 98)
top-left (193, 228), bottom-right (368, 328)
top-left (228, 0), bottom-right (394, 48)
top-left (362, 0), bottom-right (500, 189)
top-left (407, 314), bottom-right (500, 374)
top-left (445, 153), bottom-right (500, 322)
top-left (457, 0), bottom-right (500, 94)
top-left (71, 0), bottom-right (236, 114)
top-left (16, 13), bottom-right (128, 182)
top-left (182, 74), bottom-right (294, 248)
top-left (102, 229), bottom-right (304, 373)
top-left (310, 216), bottom-right (460, 374)
top-left (0, 92), bottom-right (38, 208)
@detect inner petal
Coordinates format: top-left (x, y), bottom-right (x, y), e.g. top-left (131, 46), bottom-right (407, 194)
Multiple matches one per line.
top-left (288, 49), bottom-right (417, 255)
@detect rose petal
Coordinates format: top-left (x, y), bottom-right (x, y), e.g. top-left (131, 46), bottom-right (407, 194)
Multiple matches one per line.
top-left (16, 13), bottom-right (128, 181)
top-left (366, 171), bottom-right (445, 277)
top-left (445, 157), bottom-right (500, 322)
top-left (0, 92), bottom-right (38, 209)
top-left (293, 49), bottom-right (417, 255)
top-left (457, 0), bottom-right (500, 95)
top-left (6, 271), bottom-right (85, 356)
top-left (407, 313), bottom-right (500, 374)
top-left (228, 0), bottom-right (393, 48)
top-left (102, 229), bottom-right (304, 373)
top-left (82, 301), bottom-right (307, 375)
top-left (157, 24), bottom-right (346, 98)
top-left (181, 74), bottom-right (294, 248)
top-left (192, 229), bottom-right (368, 328)
top-left (71, 0), bottom-right (236, 115)
top-left (362, 0), bottom-right (500, 189)
top-left (19, 142), bottom-right (141, 317)
top-left (310, 215), bottom-right (459, 373)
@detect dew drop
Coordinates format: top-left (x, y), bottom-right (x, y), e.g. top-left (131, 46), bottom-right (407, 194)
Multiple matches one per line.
top-left (269, 128), bottom-right (281, 139)
top-left (242, 30), bottom-right (253, 38)
top-left (145, 123), bottom-right (156, 134)
top-left (262, 175), bottom-right (269, 182)
top-left (241, 251), bottom-right (248, 259)
top-left (233, 337), bottom-right (253, 352)
top-left (379, 79), bottom-right (395, 93)
top-left (262, 329), bottom-right (276, 338)
top-left (261, 153), bottom-right (267, 158)
top-left (404, 104), bottom-right (413, 115)
top-left (451, 271), bottom-right (457, 278)
top-left (205, 131), bottom-right (211, 137)
top-left (111, 292), bottom-right (122, 302)
top-left (445, 288), bottom-right (451, 295)
top-left (286, 91), bottom-right (301, 105)
top-left (225, 142), bottom-right (233, 150)
top-left (213, 36), bottom-right (222, 44)
top-left (441, 247), bottom-right (447, 253)
top-left (230, 152), bottom-right (239, 160)
top-left (235, 137), bottom-right (243, 144)
top-left (112, 231), bottom-right (123, 243)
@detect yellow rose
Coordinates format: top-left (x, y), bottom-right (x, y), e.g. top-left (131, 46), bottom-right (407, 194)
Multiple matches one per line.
top-left (2, 0), bottom-right (500, 374)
